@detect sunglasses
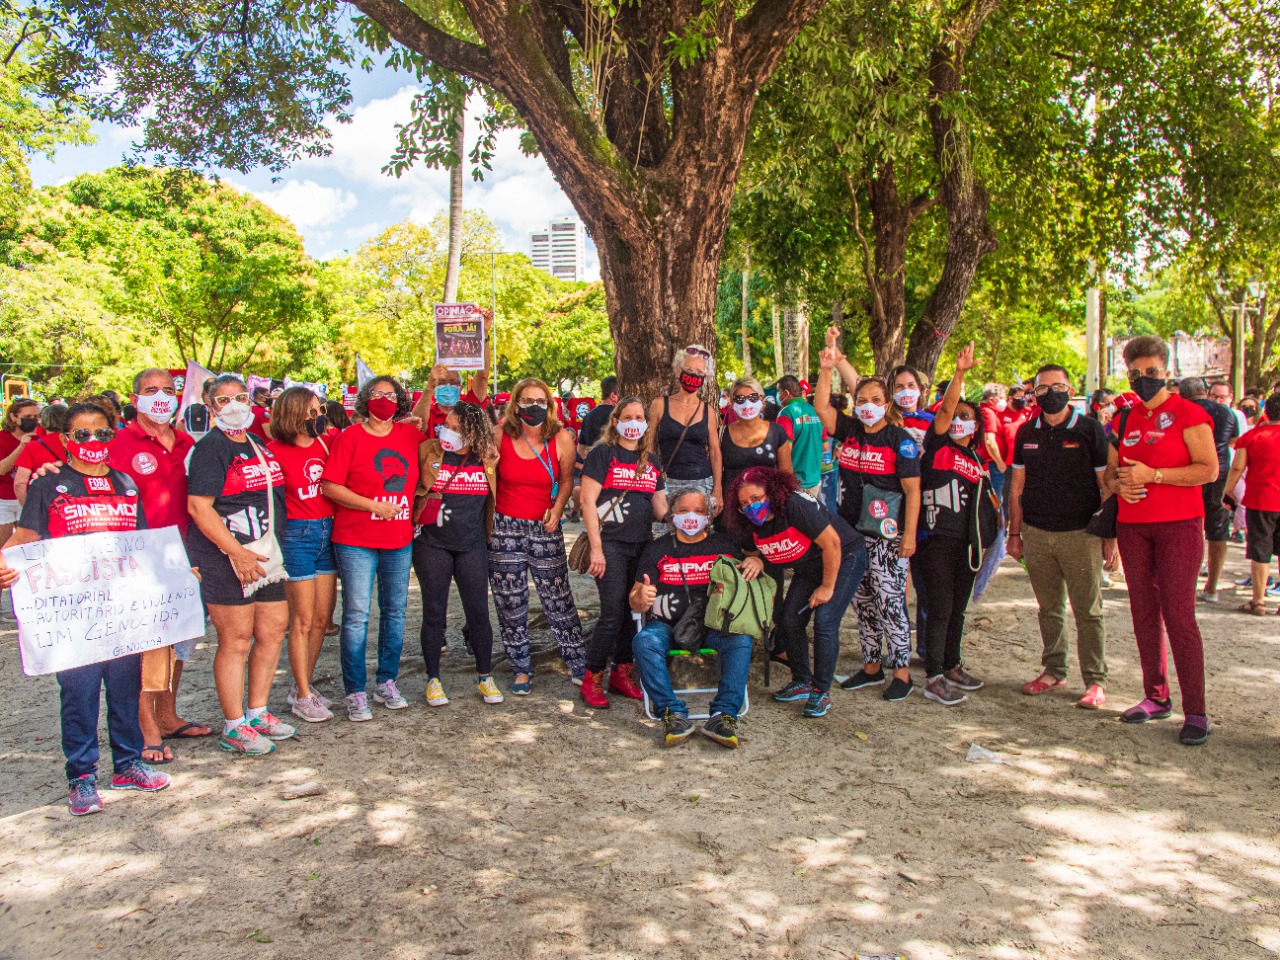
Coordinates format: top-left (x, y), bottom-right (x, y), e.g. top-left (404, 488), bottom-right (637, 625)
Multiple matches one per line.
top-left (733, 393), bottom-right (764, 404)
top-left (683, 346), bottom-right (712, 361)
top-left (69, 428), bottom-right (116, 444)
top-left (1126, 367), bottom-right (1164, 381)
top-left (210, 393), bottom-right (251, 409)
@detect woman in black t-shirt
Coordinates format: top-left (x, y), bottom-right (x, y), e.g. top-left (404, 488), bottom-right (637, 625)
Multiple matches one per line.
top-left (412, 401), bottom-right (502, 708)
top-left (914, 344), bottom-right (988, 706)
top-left (580, 398), bottom-right (668, 708)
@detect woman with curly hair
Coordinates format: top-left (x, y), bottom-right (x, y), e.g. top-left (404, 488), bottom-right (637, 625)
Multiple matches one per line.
top-left (413, 401), bottom-right (503, 707)
top-left (725, 466), bottom-right (866, 719)
top-left (578, 397), bottom-right (668, 708)
top-left (320, 376), bottom-right (425, 722)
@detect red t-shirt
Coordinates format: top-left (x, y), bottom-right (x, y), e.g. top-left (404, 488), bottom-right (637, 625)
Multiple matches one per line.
top-left (109, 421), bottom-right (195, 533)
top-left (1236, 423), bottom-right (1280, 512)
top-left (425, 389), bottom-right (486, 438)
top-left (267, 437), bottom-right (336, 521)
top-left (0, 431), bottom-right (25, 499)
top-left (247, 406), bottom-right (272, 441)
top-left (16, 433), bottom-right (65, 473)
top-left (321, 422), bottom-right (425, 549)
top-left (998, 407), bottom-right (1033, 461)
top-left (978, 403), bottom-right (1002, 464)
top-left (1112, 395), bottom-right (1213, 523)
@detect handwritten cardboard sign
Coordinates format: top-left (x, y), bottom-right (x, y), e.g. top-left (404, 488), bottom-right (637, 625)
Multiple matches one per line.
top-left (3, 526), bottom-right (204, 676)
top-left (434, 303), bottom-right (487, 370)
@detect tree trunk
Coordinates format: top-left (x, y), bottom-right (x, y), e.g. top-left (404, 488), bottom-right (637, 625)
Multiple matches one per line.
top-left (741, 258), bottom-right (753, 379)
top-left (772, 302), bottom-right (784, 380)
top-left (442, 104), bottom-right (465, 304)
top-left (782, 303), bottom-right (809, 378)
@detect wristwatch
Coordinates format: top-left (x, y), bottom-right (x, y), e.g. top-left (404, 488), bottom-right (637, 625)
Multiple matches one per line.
top-left (1153, 469), bottom-right (1164, 484)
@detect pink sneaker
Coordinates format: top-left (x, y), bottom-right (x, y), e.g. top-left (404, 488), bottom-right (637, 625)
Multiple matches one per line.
top-left (110, 761), bottom-right (172, 792)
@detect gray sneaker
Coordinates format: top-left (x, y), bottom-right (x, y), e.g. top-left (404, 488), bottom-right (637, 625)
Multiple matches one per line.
top-left (346, 692), bottom-right (373, 722)
top-left (924, 676), bottom-right (967, 706)
top-left (248, 711), bottom-right (297, 741)
top-left (291, 693), bottom-right (333, 723)
top-left (373, 679), bottom-right (408, 710)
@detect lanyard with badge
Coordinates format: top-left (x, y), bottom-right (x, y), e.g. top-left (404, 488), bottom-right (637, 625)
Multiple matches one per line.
top-left (523, 436), bottom-right (559, 503)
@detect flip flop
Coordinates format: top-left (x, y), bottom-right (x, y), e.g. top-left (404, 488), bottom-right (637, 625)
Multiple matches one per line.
top-left (162, 722), bottom-right (214, 739)
top-left (142, 744), bottom-right (173, 764)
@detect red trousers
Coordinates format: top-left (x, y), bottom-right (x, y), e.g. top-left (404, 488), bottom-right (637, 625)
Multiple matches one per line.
top-left (1115, 518), bottom-right (1207, 715)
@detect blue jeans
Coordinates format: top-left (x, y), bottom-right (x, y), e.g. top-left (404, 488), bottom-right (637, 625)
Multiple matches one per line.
top-left (821, 470), bottom-right (840, 512)
top-left (987, 463), bottom-right (1006, 504)
top-left (57, 654), bottom-right (143, 781)
top-left (334, 542), bottom-right (413, 694)
top-left (632, 621), bottom-right (752, 717)
top-left (779, 542), bottom-right (868, 692)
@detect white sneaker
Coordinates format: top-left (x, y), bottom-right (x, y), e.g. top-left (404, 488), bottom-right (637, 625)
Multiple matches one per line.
top-left (346, 692), bottom-right (373, 722)
top-left (373, 679), bottom-right (408, 710)
top-left (287, 683), bottom-right (300, 706)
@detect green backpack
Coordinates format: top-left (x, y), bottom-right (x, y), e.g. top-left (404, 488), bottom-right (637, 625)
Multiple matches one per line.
top-left (703, 557), bottom-right (777, 640)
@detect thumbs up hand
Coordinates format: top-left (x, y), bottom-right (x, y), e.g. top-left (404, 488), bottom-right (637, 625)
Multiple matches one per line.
top-left (638, 573), bottom-right (657, 607)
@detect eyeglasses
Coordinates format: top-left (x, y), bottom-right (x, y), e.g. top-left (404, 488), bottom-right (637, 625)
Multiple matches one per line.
top-left (518, 399), bottom-right (549, 409)
top-left (369, 390), bottom-right (397, 400)
top-left (210, 393), bottom-right (251, 409)
top-left (733, 393), bottom-right (763, 404)
top-left (1127, 367), bottom-right (1164, 381)
top-left (1032, 384), bottom-right (1070, 397)
top-left (684, 346), bottom-right (712, 361)
top-left (140, 387), bottom-right (177, 397)
top-left (69, 428), bottom-right (116, 444)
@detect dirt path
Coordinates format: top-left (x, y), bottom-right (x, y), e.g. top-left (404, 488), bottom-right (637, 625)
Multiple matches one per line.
top-left (2, 529), bottom-right (1278, 960)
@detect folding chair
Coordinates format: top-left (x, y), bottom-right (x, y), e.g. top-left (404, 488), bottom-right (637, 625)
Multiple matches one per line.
top-left (632, 613), bottom-right (750, 721)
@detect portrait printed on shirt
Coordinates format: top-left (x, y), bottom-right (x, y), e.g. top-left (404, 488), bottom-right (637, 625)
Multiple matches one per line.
top-left (372, 447), bottom-right (412, 521)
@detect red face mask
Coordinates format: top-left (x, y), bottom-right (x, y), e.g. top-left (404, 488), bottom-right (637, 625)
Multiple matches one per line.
top-left (68, 440), bottom-right (111, 465)
top-left (367, 396), bottom-right (399, 422)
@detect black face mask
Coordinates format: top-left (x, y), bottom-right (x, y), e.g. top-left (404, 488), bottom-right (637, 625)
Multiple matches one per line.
top-left (1036, 390), bottom-right (1070, 415)
top-left (1131, 376), bottom-right (1165, 403)
top-left (1010, 397), bottom-right (1026, 411)
top-left (679, 371), bottom-right (705, 393)
top-left (518, 405), bottom-right (549, 427)
top-left (305, 415), bottom-right (328, 438)
top-left (18, 416), bottom-right (38, 433)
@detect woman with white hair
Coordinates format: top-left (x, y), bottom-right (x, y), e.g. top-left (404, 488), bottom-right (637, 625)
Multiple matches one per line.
top-left (648, 344), bottom-right (723, 518)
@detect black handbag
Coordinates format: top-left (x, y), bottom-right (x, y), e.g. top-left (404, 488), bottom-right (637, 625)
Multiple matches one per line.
top-left (670, 559), bottom-right (708, 650)
top-left (856, 483), bottom-right (905, 539)
top-left (1084, 407), bottom-right (1130, 540)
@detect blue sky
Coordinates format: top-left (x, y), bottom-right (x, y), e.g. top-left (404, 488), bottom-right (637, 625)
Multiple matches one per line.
top-left (27, 62), bottom-right (601, 278)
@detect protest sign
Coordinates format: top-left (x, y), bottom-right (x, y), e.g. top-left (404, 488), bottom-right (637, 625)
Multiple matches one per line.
top-left (3, 526), bottom-right (204, 676)
top-left (433, 303), bottom-right (487, 370)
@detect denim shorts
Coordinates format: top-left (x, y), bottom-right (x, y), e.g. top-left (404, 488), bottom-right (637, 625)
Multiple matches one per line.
top-left (282, 517), bottom-right (338, 582)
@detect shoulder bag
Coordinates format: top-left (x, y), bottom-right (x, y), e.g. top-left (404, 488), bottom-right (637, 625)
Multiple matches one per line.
top-left (417, 454), bottom-right (471, 526)
top-left (240, 437), bottom-right (288, 598)
top-left (856, 484), bottom-right (905, 539)
top-left (1084, 407), bottom-right (1130, 540)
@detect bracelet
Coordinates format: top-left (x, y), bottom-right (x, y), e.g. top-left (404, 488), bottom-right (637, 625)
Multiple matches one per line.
top-left (1154, 469), bottom-right (1164, 484)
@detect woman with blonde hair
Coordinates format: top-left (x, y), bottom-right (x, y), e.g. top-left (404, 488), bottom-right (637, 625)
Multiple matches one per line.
top-left (720, 376), bottom-right (793, 493)
top-left (489, 377), bottom-right (585, 694)
top-left (579, 397), bottom-right (668, 707)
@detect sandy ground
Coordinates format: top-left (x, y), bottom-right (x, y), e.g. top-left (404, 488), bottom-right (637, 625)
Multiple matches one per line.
top-left (2, 524), bottom-right (1279, 960)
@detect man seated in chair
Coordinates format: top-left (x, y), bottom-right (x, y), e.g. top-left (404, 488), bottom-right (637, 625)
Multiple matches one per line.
top-left (630, 489), bottom-right (754, 748)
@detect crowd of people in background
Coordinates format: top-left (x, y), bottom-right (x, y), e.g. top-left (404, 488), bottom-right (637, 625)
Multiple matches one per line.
top-left (4, 329), bottom-right (1280, 817)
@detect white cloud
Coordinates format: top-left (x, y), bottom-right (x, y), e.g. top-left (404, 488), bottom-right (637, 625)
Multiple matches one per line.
top-left (252, 179), bottom-right (358, 229)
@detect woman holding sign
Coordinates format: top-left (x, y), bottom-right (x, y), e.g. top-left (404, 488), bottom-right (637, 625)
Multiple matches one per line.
top-left (186, 375), bottom-right (294, 756)
top-left (0, 401), bottom-right (172, 816)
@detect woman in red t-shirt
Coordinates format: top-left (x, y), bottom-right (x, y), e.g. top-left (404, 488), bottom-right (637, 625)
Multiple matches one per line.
top-left (489, 377), bottom-right (584, 695)
top-left (1105, 336), bottom-right (1218, 746)
top-left (267, 387), bottom-right (338, 724)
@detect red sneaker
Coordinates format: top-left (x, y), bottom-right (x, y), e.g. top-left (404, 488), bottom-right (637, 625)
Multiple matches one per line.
top-left (607, 663), bottom-right (644, 700)
top-left (581, 670), bottom-right (610, 709)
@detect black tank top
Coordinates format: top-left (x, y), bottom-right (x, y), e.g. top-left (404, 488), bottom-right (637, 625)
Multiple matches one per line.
top-left (657, 396), bottom-right (712, 480)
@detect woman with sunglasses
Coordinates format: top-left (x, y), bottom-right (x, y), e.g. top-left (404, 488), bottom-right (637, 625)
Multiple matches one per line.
top-left (720, 377), bottom-right (793, 493)
top-left (0, 402), bottom-right (173, 814)
top-left (489, 377), bottom-right (585, 694)
top-left (579, 398), bottom-right (667, 708)
top-left (1104, 336), bottom-right (1218, 746)
top-left (266, 387), bottom-right (337, 723)
top-left (726, 466), bottom-right (866, 718)
top-left (649, 344), bottom-right (723, 518)
top-left (320, 376), bottom-right (423, 721)
top-left (186, 375), bottom-right (294, 755)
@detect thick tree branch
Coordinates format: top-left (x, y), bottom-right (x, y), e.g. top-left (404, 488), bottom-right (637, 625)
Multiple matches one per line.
top-left (735, 0), bottom-right (831, 85)
top-left (345, 0), bottom-right (499, 87)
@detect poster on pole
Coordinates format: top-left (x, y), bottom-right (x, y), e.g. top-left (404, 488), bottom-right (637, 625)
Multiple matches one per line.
top-left (3, 526), bottom-right (204, 676)
top-left (433, 303), bottom-right (487, 370)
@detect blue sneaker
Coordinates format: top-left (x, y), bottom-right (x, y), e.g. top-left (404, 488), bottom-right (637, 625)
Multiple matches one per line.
top-left (510, 680), bottom-right (532, 696)
top-left (802, 691), bottom-right (831, 718)
top-left (773, 680), bottom-right (816, 702)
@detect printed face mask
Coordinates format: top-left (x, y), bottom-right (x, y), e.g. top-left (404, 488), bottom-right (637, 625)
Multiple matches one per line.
top-left (367, 396), bottom-right (399, 422)
top-left (855, 402), bottom-right (886, 425)
top-left (673, 511), bottom-right (709, 536)
top-left (949, 419), bottom-right (976, 439)
top-left (893, 388), bottom-right (920, 409)
top-left (438, 426), bottom-right (466, 452)
top-left (618, 420), bottom-right (647, 441)
top-left (518, 404), bottom-right (549, 427)
top-left (742, 500), bottom-right (770, 526)
top-left (214, 400), bottom-right (254, 433)
top-left (67, 439), bottom-right (112, 464)
top-left (733, 399), bottom-right (763, 420)
top-left (135, 391), bottom-right (176, 424)
top-left (434, 384), bottom-right (461, 408)
top-left (679, 371), bottom-right (705, 393)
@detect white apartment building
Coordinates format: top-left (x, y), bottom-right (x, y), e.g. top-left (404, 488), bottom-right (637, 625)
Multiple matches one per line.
top-left (530, 216), bottom-right (587, 282)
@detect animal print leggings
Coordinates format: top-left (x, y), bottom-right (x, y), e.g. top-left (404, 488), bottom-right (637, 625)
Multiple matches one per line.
top-left (489, 513), bottom-right (586, 679)
top-left (853, 534), bottom-right (911, 669)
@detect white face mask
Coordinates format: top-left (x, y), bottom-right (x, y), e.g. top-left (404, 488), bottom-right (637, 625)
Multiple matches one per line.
top-left (733, 399), bottom-right (763, 420)
top-left (893, 388), bottom-right (920, 409)
top-left (718, 396), bottom-right (730, 409)
top-left (994, 398), bottom-right (1008, 412)
top-left (438, 426), bottom-right (467, 452)
top-left (214, 400), bottom-right (254, 433)
top-left (855, 402), bottom-right (886, 425)
top-left (673, 511), bottom-right (710, 536)
top-left (949, 419), bottom-right (976, 439)
top-left (618, 420), bottom-right (648, 441)
top-left (135, 390), bottom-right (177, 425)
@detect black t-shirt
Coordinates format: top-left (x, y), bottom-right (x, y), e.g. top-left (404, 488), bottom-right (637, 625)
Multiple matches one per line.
top-left (20, 468), bottom-right (148, 538)
top-left (832, 413), bottom-right (921, 525)
top-left (1012, 410), bottom-right (1109, 532)
top-left (185, 429), bottom-right (286, 555)
top-left (720, 421), bottom-right (789, 492)
top-left (1188, 398), bottom-right (1239, 475)
top-left (577, 403), bottom-right (614, 450)
top-left (746, 491), bottom-right (859, 582)
top-left (582, 443), bottom-right (664, 543)
top-left (420, 451), bottom-right (489, 552)
top-left (919, 429), bottom-right (986, 539)
top-left (636, 531), bottom-right (741, 625)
